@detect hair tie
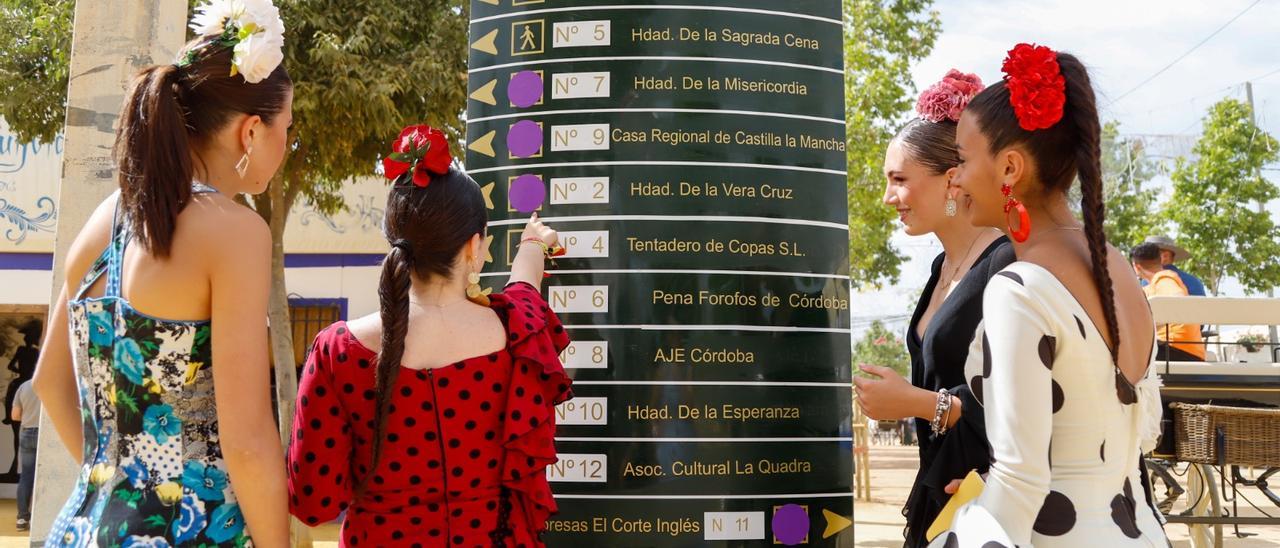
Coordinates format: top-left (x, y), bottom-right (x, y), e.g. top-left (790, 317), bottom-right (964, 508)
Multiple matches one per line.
top-left (390, 239), bottom-right (413, 257)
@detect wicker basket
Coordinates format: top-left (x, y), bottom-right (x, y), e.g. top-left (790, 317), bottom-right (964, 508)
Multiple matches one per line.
top-left (1171, 403), bottom-right (1280, 467)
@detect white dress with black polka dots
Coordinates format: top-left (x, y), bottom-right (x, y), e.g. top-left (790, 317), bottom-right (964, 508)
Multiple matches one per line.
top-left (932, 262), bottom-right (1169, 547)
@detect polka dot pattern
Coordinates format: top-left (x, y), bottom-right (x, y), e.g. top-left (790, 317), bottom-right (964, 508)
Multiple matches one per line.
top-left (1032, 490), bottom-right (1077, 536)
top-left (287, 282), bottom-right (572, 548)
top-left (1111, 478), bottom-right (1142, 538)
top-left (997, 271), bottom-right (1024, 285)
top-left (1038, 335), bottom-right (1056, 370)
top-left (1051, 380), bottom-right (1065, 414)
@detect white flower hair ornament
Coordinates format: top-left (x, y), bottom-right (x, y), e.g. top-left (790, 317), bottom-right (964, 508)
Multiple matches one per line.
top-left (181, 0), bottom-right (285, 84)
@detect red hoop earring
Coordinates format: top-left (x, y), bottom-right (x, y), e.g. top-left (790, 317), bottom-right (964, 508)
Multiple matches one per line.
top-left (1002, 184), bottom-right (1031, 243)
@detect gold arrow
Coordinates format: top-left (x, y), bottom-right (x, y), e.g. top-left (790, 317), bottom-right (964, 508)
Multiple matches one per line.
top-left (480, 182), bottom-right (496, 210)
top-left (470, 79), bottom-right (498, 105)
top-left (478, 0), bottom-right (498, 4)
top-left (483, 234), bottom-right (495, 263)
top-left (822, 509), bottom-right (852, 539)
top-left (471, 29), bottom-right (499, 55)
top-left (468, 131), bottom-right (496, 158)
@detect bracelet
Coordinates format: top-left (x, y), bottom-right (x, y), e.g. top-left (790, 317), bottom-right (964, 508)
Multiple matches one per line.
top-left (519, 238), bottom-right (551, 257)
top-left (931, 388), bottom-right (953, 436)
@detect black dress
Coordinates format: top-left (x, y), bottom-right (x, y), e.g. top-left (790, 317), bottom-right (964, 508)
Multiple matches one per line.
top-left (901, 238), bottom-right (1014, 547)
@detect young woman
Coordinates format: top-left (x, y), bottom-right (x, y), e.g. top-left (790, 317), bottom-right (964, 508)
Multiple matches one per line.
top-left (32, 2), bottom-right (291, 546)
top-left (288, 125), bottom-right (570, 547)
top-left (856, 70), bottom-right (1010, 547)
top-left (935, 44), bottom-right (1167, 546)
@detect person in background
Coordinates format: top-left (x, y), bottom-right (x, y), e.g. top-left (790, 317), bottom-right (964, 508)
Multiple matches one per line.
top-left (4, 320), bottom-right (41, 483)
top-left (1142, 235), bottom-right (1206, 296)
top-left (1131, 242), bottom-right (1205, 361)
top-left (11, 379), bottom-right (40, 531)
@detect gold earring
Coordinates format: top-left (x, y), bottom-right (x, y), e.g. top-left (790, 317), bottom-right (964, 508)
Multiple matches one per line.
top-left (235, 144), bottom-right (252, 178)
top-left (466, 271), bottom-right (491, 306)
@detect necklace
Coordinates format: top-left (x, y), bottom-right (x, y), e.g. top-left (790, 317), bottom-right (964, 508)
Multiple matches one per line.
top-left (941, 231), bottom-right (986, 289)
top-left (408, 297), bottom-right (469, 309)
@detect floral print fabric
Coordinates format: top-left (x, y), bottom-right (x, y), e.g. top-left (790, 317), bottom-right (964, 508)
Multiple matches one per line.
top-left (48, 203), bottom-right (252, 547)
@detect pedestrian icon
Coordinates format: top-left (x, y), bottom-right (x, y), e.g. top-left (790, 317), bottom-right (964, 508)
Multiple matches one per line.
top-left (511, 19), bottom-right (544, 56)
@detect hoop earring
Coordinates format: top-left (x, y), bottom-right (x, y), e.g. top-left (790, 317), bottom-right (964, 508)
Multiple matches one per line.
top-left (1002, 183), bottom-right (1031, 243)
top-left (466, 271), bottom-right (491, 306)
top-left (235, 144), bottom-right (253, 179)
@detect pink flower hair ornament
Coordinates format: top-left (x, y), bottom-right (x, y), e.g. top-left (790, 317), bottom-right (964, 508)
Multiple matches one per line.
top-left (915, 69), bottom-right (985, 123)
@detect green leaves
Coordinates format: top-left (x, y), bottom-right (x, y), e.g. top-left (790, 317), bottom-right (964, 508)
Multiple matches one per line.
top-left (1163, 98), bottom-right (1280, 295)
top-left (1100, 121), bottom-right (1160, 252)
top-left (843, 0), bottom-right (942, 289)
top-left (0, 0), bottom-right (73, 144)
top-left (852, 320), bottom-right (910, 377)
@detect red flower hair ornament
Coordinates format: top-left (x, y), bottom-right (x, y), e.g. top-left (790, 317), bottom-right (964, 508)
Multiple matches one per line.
top-left (1002, 43), bottom-right (1066, 131)
top-left (916, 69), bottom-right (984, 123)
top-left (382, 125), bottom-right (452, 187)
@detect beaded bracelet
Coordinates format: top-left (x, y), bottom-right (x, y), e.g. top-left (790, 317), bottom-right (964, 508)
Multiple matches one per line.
top-left (931, 388), bottom-right (953, 436)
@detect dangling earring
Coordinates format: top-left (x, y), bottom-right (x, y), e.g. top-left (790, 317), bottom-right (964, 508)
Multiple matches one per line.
top-left (466, 271), bottom-right (491, 306)
top-left (944, 191), bottom-right (958, 217)
top-left (235, 144), bottom-right (253, 179)
top-left (1001, 183), bottom-right (1031, 242)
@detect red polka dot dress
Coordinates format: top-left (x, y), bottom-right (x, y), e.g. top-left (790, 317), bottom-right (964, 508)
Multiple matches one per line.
top-left (287, 282), bottom-right (572, 547)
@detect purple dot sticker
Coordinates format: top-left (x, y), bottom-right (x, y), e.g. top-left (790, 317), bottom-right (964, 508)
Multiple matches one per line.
top-left (509, 174), bottom-right (546, 213)
top-left (771, 504), bottom-right (809, 546)
top-left (508, 70), bottom-right (544, 108)
top-left (507, 120), bottom-right (543, 158)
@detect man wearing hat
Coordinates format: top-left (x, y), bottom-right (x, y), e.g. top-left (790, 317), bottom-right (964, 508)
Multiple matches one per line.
top-left (1143, 235), bottom-right (1207, 296)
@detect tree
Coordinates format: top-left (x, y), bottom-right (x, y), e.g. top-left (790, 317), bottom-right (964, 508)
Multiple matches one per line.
top-left (1100, 121), bottom-right (1160, 252)
top-left (0, 0), bottom-right (73, 145)
top-left (1162, 98), bottom-right (1280, 295)
top-left (852, 320), bottom-right (910, 378)
top-left (843, 0), bottom-right (942, 289)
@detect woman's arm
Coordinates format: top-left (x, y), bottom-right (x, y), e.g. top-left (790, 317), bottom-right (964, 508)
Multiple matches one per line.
top-left (507, 213), bottom-right (558, 292)
top-left (854, 365), bottom-right (964, 428)
top-left (288, 330), bottom-right (353, 525)
top-left (967, 278), bottom-right (1055, 545)
top-left (208, 208), bottom-right (288, 547)
top-left (32, 195), bottom-right (117, 462)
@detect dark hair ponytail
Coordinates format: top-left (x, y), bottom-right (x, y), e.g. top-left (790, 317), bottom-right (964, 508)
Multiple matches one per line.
top-left (117, 64), bottom-right (193, 257)
top-left (356, 244), bottom-right (412, 496)
top-left (359, 167), bottom-right (487, 492)
top-left (115, 34), bottom-right (291, 258)
top-left (968, 52), bottom-right (1120, 363)
top-left (1058, 55), bottom-right (1120, 364)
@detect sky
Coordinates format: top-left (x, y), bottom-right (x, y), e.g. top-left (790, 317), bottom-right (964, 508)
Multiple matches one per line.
top-left (857, 0), bottom-right (1280, 337)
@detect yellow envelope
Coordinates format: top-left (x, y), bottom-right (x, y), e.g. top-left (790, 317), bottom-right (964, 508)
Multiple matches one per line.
top-left (926, 470), bottom-right (986, 542)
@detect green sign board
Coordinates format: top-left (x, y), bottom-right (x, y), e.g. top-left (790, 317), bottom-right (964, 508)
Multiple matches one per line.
top-left (466, 1), bottom-right (853, 545)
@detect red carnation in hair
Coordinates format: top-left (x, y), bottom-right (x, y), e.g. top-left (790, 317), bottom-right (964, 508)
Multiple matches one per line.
top-left (382, 125), bottom-right (451, 187)
top-left (916, 69), bottom-right (984, 123)
top-left (1002, 43), bottom-right (1066, 131)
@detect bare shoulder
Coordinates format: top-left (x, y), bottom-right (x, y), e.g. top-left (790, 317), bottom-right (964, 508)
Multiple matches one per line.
top-left (63, 192), bottom-right (121, 286)
top-left (181, 194), bottom-right (269, 255)
top-left (345, 313), bottom-right (383, 352)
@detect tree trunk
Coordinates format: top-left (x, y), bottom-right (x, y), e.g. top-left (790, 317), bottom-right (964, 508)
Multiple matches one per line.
top-left (263, 176), bottom-right (310, 546)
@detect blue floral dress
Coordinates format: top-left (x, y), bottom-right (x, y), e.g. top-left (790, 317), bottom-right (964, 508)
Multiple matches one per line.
top-left (49, 186), bottom-right (253, 548)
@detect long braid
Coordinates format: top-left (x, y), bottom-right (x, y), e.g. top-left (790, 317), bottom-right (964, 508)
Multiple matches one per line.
top-left (355, 246), bottom-right (411, 495)
top-left (1060, 55), bottom-right (1121, 366)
